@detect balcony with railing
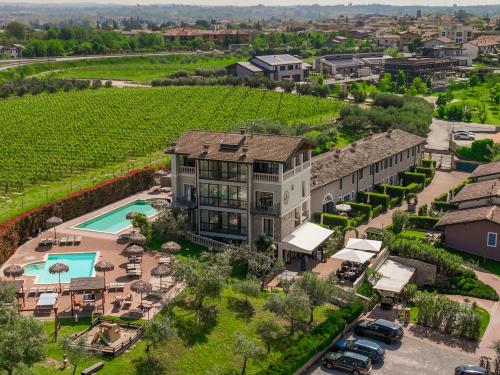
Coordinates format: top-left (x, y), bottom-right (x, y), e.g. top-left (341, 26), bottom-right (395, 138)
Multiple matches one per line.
top-left (199, 196), bottom-right (248, 210)
top-left (253, 172), bottom-right (279, 183)
top-left (178, 166), bottom-right (195, 175)
top-left (200, 223), bottom-right (248, 237)
top-left (251, 203), bottom-right (281, 216)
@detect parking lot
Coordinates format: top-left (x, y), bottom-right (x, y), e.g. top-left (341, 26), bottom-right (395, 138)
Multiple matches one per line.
top-left (305, 334), bottom-right (476, 375)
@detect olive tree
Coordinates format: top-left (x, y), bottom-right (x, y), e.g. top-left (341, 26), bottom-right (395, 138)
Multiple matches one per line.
top-left (234, 279), bottom-right (260, 303)
top-left (233, 334), bottom-right (264, 375)
top-left (143, 314), bottom-right (177, 355)
top-left (256, 319), bottom-right (283, 354)
top-left (294, 272), bottom-right (336, 323)
top-left (264, 288), bottom-right (310, 335)
top-left (60, 335), bottom-right (94, 375)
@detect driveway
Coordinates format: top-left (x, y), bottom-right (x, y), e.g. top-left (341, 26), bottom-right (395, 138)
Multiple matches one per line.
top-left (305, 335), bottom-right (475, 375)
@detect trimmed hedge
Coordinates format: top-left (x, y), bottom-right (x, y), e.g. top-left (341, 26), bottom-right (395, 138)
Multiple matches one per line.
top-left (376, 184), bottom-right (406, 199)
top-left (322, 213), bottom-right (349, 229)
top-left (389, 196), bottom-right (402, 209)
top-left (372, 204), bottom-right (383, 217)
top-left (408, 215), bottom-right (440, 230)
top-left (425, 177), bottom-right (432, 186)
top-left (312, 212), bottom-right (322, 223)
top-left (0, 168), bottom-right (155, 265)
top-left (345, 201), bottom-right (372, 220)
top-left (431, 201), bottom-right (457, 212)
top-left (258, 301), bottom-right (364, 375)
top-left (421, 159), bottom-right (437, 168)
top-left (400, 171), bottom-right (426, 187)
top-left (406, 183), bottom-right (420, 194)
top-left (435, 192), bottom-right (448, 202)
top-left (357, 192), bottom-right (390, 211)
top-left (416, 166), bottom-right (435, 179)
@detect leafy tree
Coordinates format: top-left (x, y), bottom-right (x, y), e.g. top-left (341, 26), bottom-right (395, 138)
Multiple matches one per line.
top-left (0, 281), bottom-right (15, 304)
top-left (256, 319), bottom-right (283, 353)
top-left (411, 77), bottom-right (428, 95)
top-left (60, 335), bottom-right (94, 375)
top-left (294, 272), bottom-right (335, 322)
top-left (143, 314), bottom-right (177, 355)
top-left (468, 71), bottom-right (480, 87)
top-left (152, 207), bottom-right (189, 239)
top-left (400, 283), bottom-right (417, 305)
top-left (5, 21), bottom-right (26, 40)
top-left (397, 70), bottom-right (407, 88)
top-left (391, 210), bottom-right (409, 234)
top-left (233, 334), bottom-right (264, 375)
top-left (378, 73), bottom-right (393, 92)
top-left (132, 213), bottom-right (152, 241)
top-left (234, 279), bottom-right (260, 303)
top-left (0, 315), bottom-right (46, 375)
top-left (337, 89), bottom-right (349, 100)
top-left (264, 288), bottom-right (310, 334)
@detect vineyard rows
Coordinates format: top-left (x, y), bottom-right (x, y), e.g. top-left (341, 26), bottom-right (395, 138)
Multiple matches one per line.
top-left (0, 86), bottom-right (339, 188)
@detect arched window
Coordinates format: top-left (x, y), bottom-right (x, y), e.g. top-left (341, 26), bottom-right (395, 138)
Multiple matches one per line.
top-left (322, 194), bottom-right (334, 213)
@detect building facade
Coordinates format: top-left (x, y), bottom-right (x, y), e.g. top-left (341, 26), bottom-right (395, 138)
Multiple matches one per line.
top-left (309, 130), bottom-right (426, 213)
top-left (167, 130), bottom-right (331, 261)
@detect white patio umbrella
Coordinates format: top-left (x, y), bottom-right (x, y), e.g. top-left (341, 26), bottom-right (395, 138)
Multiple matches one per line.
top-left (331, 249), bottom-right (374, 264)
top-left (336, 203), bottom-right (352, 213)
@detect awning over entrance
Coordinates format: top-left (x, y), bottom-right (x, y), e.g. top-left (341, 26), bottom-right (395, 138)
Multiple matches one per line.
top-left (282, 222), bottom-right (333, 254)
top-left (331, 248), bottom-right (375, 263)
top-left (373, 260), bottom-right (415, 294)
top-left (345, 238), bottom-right (383, 253)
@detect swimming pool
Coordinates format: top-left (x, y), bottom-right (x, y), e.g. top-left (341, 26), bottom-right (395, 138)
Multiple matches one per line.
top-left (24, 252), bottom-right (98, 284)
top-left (74, 200), bottom-right (157, 234)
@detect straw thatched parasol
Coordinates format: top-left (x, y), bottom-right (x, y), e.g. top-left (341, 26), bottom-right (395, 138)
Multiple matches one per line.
top-left (49, 262), bottom-right (69, 293)
top-left (151, 199), bottom-right (169, 211)
top-left (126, 211), bottom-right (139, 220)
top-left (94, 261), bottom-right (114, 285)
top-left (3, 264), bottom-right (24, 280)
top-left (130, 280), bottom-right (152, 309)
top-left (129, 232), bottom-right (147, 246)
top-left (160, 241), bottom-right (182, 254)
top-left (123, 244), bottom-right (144, 258)
top-left (46, 216), bottom-right (63, 239)
top-left (151, 264), bottom-right (171, 286)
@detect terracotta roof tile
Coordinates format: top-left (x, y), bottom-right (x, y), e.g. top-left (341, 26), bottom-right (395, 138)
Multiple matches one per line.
top-left (470, 161), bottom-right (500, 180)
top-left (168, 130), bottom-right (314, 163)
top-left (311, 129), bottom-right (425, 190)
top-left (451, 179), bottom-right (500, 203)
top-left (436, 205), bottom-right (500, 226)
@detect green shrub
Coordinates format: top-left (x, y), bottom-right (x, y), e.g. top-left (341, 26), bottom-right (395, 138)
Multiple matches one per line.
top-left (258, 301), bottom-right (364, 375)
top-left (421, 159), bottom-right (437, 168)
top-left (408, 215), bottom-right (439, 230)
top-left (400, 171), bottom-right (426, 186)
top-left (406, 182), bottom-right (419, 194)
top-left (376, 184), bottom-right (407, 199)
top-left (345, 201), bottom-right (372, 220)
top-left (434, 192), bottom-right (448, 202)
top-left (431, 201), bottom-right (457, 212)
top-left (447, 276), bottom-right (499, 301)
top-left (418, 204), bottom-right (428, 216)
top-left (312, 212), bottom-right (322, 223)
top-left (358, 192), bottom-right (390, 211)
top-left (322, 213), bottom-right (349, 229)
top-left (456, 139), bottom-right (494, 162)
top-left (389, 196), bottom-right (401, 209)
top-left (349, 215), bottom-right (366, 227)
top-left (424, 177), bottom-right (432, 186)
top-left (416, 166), bottom-right (435, 178)
top-left (372, 204), bottom-right (383, 217)
top-left (451, 180), bottom-right (469, 195)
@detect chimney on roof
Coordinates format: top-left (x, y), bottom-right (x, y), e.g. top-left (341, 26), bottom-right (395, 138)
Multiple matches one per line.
top-left (167, 141), bottom-right (177, 153)
top-left (386, 129), bottom-right (393, 138)
top-left (203, 143), bottom-right (210, 153)
top-left (334, 149), bottom-right (341, 158)
top-left (350, 142), bottom-right (357, 153)
top-left (241, 144), bottom-right (249, 157)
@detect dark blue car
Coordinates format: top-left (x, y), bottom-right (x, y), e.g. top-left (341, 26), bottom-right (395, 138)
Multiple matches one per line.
top-left (454, 365), bottom-right (487, 375)
top-left (334, 338), bottom-right (385, 362)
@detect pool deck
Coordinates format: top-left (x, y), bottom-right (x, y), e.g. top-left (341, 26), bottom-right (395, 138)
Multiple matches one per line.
top-left (0, 188), bottom-right (182, 321)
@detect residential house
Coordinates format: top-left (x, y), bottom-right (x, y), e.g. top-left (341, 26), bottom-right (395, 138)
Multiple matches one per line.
top-left (463, 36), bottom-right (500, 60)
top-left (162, 28), bottom-right (251, 45)
top-left (436, 177), bottom-right (500, 261)
top-left (375, 34), bottom-right (400, 49)
top-left (227, 54), bottom-right (310, 82)
top-left (439, 23), bottom-right (476, 43)
top-left (470, 161), bottom-right (500, 182)
top-left (398, 31), bottom-right (421, 52)
top-left (0, 44), bottom-right (24, 58)
top-left (310, 129), bottom-right (426, 213)
top-left (167, 129), bottom-right (333, 263)
top-left (314, 52), bottom-right (385, 78)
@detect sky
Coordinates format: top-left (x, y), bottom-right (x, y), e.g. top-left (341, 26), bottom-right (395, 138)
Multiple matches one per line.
top-left (0, 0), bottom-right (498, 6)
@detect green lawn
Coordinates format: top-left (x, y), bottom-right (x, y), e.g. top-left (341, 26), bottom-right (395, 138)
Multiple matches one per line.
top-left (443, 248), bottom-right (500, 276)
top-left (400, 230), bottom-right (427, 238)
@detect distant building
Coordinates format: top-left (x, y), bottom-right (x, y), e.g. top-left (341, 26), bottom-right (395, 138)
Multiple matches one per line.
top-left (398, 31), bottom-right (421, 52)
top-left (374, 34), bottom-right (400, 49)
top-left (463, 36), bottom-right (500, 60)
top-left (439, 23), bottom-right (476, 43)
top-left (162, 28), bottom-right (251, 45)
top-left (383, 57), bottom-right (458, 89)
top-left (314, 52), bottom-right (385, 78)
top-left (227, 54), bottom-right (310, 82)
top-left (0, 44), bottom-right (24, 58)
top-left (470, 161), bottom-right (500, 182)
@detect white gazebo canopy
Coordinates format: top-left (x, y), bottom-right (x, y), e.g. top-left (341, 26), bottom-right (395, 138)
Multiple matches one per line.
top-left (373, 259), bottom-right (415, 294)
top-left (282, 222), bottom-right (333, 254)
top-left (345, 238), bottom-right (383, 253)
top-left (36, 292), bottom-right (58, 307)
top-left (331, 248), bottom-right (374, 263)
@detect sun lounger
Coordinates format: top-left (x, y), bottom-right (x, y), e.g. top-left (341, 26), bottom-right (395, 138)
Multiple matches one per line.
top-left (46, 238), bottom-right (54, 245)
top-left (127, 269), bottom-right (142, 277)
top-left (28, 287), bottom-right (38, 296)
top-left (129, 309), bottom-right (144, 318)
top-left (62, 285), bottom-right (70, 294)
top-left (66, 237), bottom-right (74, 245)
top-left (59, 237), bottom-right (67, 246)
top-left (126, 263), bottom-right (141, 270)
top-left (74, 236), bottom-right (82, 245)
top-left (107, 282), bottom-right (126, 291)
top-left (158, 257), bottom-right (171, 265)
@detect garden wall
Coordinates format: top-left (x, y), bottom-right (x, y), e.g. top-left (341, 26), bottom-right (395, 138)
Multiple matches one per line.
top-left (0, 168), bottom-right (155, 265)
top-left (389, 256), bottom-right (436, 286)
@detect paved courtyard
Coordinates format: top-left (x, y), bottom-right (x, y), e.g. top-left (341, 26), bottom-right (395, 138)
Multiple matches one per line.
top-left (305, 335), bottom-right (476, 375)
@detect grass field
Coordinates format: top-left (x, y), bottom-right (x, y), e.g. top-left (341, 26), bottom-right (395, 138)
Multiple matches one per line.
top-left (0, 86), bottom-right (341, 222)
top-left (48, 56), bottom-right (240, 83)
top-left (0, 54), bottom-right (243, 83)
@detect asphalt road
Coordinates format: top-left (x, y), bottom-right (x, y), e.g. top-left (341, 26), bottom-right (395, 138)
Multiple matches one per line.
top-left (305, 335), bottom-right (476, 375)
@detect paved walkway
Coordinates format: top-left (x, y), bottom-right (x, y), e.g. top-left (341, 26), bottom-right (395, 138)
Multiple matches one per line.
top-left (355, 170), bottom-right (470, 236)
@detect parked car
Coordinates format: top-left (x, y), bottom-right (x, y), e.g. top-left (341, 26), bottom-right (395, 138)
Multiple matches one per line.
top-left (322, 351), bottom-right (372, 374)
top-left (354, 319), bottom-right (404, 344)
top-left (334, 338), bottom-right (385, 362)
top-left (454, 131), bottom-right (475, 140)
top-left (454, 365), bottom-right (487, 375)
top-left (380, 296), bottom-right (395, 310)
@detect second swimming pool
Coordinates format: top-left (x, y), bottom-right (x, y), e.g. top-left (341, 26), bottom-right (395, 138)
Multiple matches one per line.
top-left (74, 199), bottom-right (157, 234)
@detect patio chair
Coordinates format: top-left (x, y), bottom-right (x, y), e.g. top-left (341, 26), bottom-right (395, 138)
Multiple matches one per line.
top-left (59, 237), bottom-right (67, 246)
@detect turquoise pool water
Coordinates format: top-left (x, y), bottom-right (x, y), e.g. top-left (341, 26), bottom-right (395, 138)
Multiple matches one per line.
top-left (24, 253), bottom-right (97, 284)
top-left (74, 200), bottom-right (157, 234)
